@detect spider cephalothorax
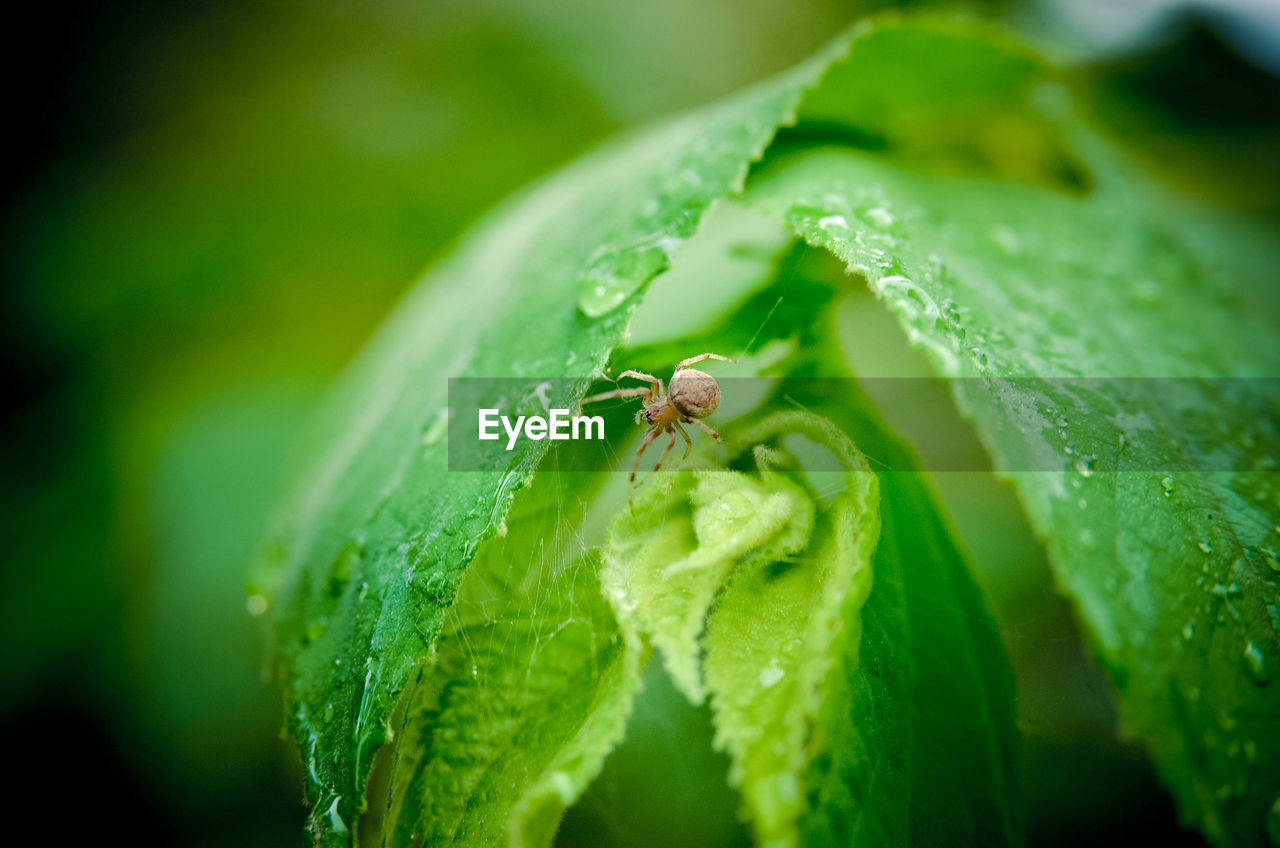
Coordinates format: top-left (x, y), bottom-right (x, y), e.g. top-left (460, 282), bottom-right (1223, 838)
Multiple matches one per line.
top-left (582, 353), bottom-right (733, 485)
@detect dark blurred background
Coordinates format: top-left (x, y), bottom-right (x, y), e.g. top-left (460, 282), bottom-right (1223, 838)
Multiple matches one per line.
top-left (2, 1), bottom-right (1276, 845)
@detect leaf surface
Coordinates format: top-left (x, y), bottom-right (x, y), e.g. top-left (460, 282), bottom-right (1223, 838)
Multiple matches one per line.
top-left (374, 472), bottom-right (643, 848)
top-left (599, 399), bottom-right (1020, 846)
top-left (742, 26), bottom-right (1280, 843)
top-left (261, 15), bottom-right (1280, 847)
top-left (254, 35), bottom-right (841, 843)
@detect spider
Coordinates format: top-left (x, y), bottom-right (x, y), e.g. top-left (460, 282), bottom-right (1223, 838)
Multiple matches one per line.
top-left (581, 353), bottom-right (733, 485)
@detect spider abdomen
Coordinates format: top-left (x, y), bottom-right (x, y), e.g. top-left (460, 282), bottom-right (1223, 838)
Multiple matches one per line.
top-left (669, 368), bottom-right (720, 419)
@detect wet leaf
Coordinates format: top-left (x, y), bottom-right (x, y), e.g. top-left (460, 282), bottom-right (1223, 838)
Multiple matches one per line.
top-left (253, 29), bottom-right (845, 844)
top-left (701, 413), bottom-right (879, 846)
top-left (599, 406), bottom-right (1019, 846)
top-left (261, 14), bottom-right (1278, 847)
top-left (743, 26), bottom-right (1280, 845)
top-left (602, 460), bottom-right (815, 703)
top-left (373, 473), bottom-right (644, 848)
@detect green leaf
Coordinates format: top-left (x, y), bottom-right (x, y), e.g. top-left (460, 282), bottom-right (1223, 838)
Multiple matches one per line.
top-left (701, 413), bottom-right (879, 847)
top-left (741, 26), bottom-right (1280, 846)
top-left (372, 472), bottom-right (644, 848)
top-left (261, 13), bottom-right (1278, 847)
top-left (778, 353), bottom-right (1022, 846)
top-left (253, 31), bottom-right (845, 843)
top-left (601, 457), bottom-right (829, 840)
top-left (598, 402), bottom-right (1019, 846)
top-left (602, 461), bottom-right (815, 703)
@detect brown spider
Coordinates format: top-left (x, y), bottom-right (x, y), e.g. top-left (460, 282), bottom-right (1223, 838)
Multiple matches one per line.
top-left (581, 353), bottom-right (733, 485)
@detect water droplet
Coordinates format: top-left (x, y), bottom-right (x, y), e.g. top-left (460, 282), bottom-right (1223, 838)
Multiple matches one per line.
top-left (420, 570), bottom-right (453, 606)
top-left (1161, 475), bottom-right (1176, 497)
top-left (873, 275), bottom-right (938, 319)
top-left (1183, 620), bottom-right (1196, 640)
top-left (324, 702), bottom-right (335, 723)
top-left (865, 207), bottom-right (896, 229)
top-left (577, 234), bottom-right (679, 317)
top-left (721, 490), bottom-right (757, 517)
top-left (422, 408), bottom-right (449, 446)
top-left (1055, 414), bottom-right (1069, 428)
top-left (1261, 547), bottom-right (1280, 573)
top-left (1073, 455), bottom-right (1095, 478)
top-left (758, 661), bottom-right (785, 689)
top-left (817, 214), bottom-right (847, 231)
top-left (1243, 641), bottom-right (1270, 685)
top-left (328, 796), bottom-right (348, 834)
top-left (246, 594), bottom-right (269, 616)
top-left (1198, 539), bottom-right (1213, 554)
top-left (549, 770), bottom-right (575, 802)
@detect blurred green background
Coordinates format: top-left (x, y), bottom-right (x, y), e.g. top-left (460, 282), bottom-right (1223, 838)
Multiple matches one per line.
top-left (2, 1), bottom-right (1275, 845)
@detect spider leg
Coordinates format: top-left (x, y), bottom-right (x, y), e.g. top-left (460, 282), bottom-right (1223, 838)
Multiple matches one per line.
top-left (580, 386), bottom-right (649, 406)
top-left (631, 428), bottom-right (662, 486)
top-left (649, 428), bottom-right (679, 478)
top-left (684, 416), bottom-right (723, 442)
top-left (618, 370), bottom-right (664, 400)
top-left (674, 353), bottom-right (734, 372)
top-left (674, 421), bottom-right (693, 459)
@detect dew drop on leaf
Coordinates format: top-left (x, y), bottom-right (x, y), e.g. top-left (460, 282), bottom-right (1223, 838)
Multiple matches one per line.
top-left (1243, 641), bottom-right (1271, 686)
top-left (328, 796), bottom-right (348, 834)
top-left (422, 570), bottom-right (452, 606)
top-left (577, 236), bottom-right (677, 317)
top-left (421, 408), bottom-right (449, 446)
top-left (864, 207), bottom-right (896, 229)
top-left (758, 660), bottom-right (785, 689)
